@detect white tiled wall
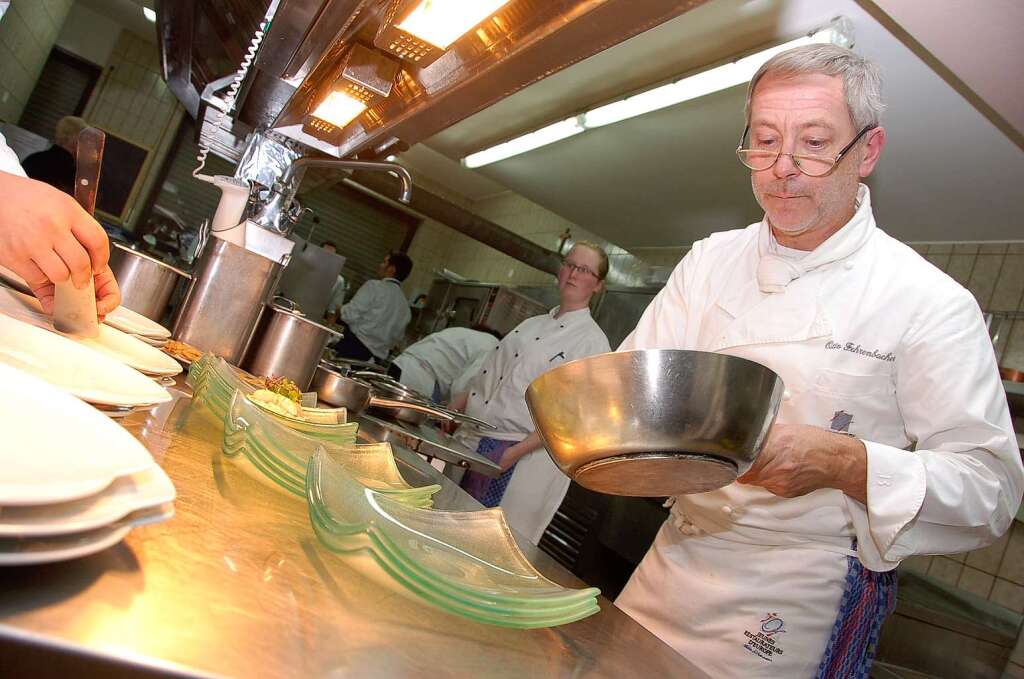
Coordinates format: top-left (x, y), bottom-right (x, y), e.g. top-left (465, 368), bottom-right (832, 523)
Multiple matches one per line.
top-left (81, 31), bottom-right (183, 227)
top-left (0, 0), bottom-right (73, 122)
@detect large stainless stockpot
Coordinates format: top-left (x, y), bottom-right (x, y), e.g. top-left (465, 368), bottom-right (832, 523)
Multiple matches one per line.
top-left (108, 242), bottom-right (191, 322)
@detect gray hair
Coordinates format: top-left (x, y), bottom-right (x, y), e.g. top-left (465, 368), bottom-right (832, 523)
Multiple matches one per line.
top-left (744, 44), bottom-right (885, 129)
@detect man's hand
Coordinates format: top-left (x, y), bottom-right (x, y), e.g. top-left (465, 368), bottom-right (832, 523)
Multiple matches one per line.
top-left (737, 423), bottom-right (868, 503)
top-left (0, 172), bottom-right (120, 315)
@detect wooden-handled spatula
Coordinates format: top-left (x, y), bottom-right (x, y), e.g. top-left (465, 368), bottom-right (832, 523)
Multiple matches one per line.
top-left (52, 127), bottom-right (105, 338)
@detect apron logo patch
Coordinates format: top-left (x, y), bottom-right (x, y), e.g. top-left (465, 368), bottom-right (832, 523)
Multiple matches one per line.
top-left (829, 410), bottom-right (854, 433)
top-left (825, 340), bottom-right (895, 363)
top-left (743, 612), bottom-right (787, 662)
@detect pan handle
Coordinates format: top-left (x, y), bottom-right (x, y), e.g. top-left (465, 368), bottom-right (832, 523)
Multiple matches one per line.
top-left (368, 397), bottom-right (455, 421)
top-left (443, 410), bottom-right (497, 431)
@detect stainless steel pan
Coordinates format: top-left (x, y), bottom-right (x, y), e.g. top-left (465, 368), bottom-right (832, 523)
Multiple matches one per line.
top-left (311, 363), bottom-right (455, 426)
top-left (526, 349), bottom-right (784, 497)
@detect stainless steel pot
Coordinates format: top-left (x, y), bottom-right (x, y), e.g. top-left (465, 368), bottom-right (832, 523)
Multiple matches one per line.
top-left (108, 242), bottom-right (191, 321)
top-left (242, 305), bottom-right (342, 390)
top-left (526, 349), bottom-right (784, 497)
top-left (173, 238), bottom-right (285, 364)
top-left (312, 363), bottom-right (455, 426)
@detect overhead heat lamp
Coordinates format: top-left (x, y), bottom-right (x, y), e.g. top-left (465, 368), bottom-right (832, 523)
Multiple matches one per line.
top-left (374, 0), bottom-right (513, 67)
top-left (304, 43), bottom-right (401, 144)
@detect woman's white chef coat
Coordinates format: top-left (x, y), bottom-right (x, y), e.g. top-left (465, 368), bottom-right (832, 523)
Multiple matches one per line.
top-left (393, 327), bottom-right (499, 402)
top-left (461, 306), bottom-right (610, 544)
top-left (0, 133), bottom-right (26, 176)
top-left (615, 185), bottom-right (1022, 677)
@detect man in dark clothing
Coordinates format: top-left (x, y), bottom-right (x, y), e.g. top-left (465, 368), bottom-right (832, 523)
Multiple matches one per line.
top-left (21, 116), bottom-right (87, 196)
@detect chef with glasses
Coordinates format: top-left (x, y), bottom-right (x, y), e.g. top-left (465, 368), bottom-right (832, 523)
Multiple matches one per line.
top-left (450, 241), bottom-right (611, 545)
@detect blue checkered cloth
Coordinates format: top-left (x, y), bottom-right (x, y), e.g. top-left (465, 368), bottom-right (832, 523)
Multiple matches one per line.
top-left (459, 437), bottom-right (517, 507)
top-left (815, 541), bottom-right (898, 679)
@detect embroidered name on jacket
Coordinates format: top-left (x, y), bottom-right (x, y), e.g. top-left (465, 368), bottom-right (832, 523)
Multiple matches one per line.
top-left (825, 341), bottom-right (895, 363)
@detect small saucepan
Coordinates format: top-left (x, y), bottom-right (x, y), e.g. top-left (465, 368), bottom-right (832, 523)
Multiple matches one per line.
top-left (311, 363), bottom-right (454, 426)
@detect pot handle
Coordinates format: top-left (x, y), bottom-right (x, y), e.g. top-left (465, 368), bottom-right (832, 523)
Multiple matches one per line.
top-left (369, 397), bottom-right (455, 421)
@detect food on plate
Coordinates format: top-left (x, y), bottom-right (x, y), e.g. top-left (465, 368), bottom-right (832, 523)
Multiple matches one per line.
top-left (248, 389), bottom-right (303, 419)
top-left (238, 373), bottom-right (302, 403)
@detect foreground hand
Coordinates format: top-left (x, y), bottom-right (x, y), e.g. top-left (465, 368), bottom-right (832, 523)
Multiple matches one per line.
top-left (0, 172), bottom-right (119, 314)
top-left (737, 423), bottom-right (867, 502)
top-left (30, 264), bottom-right (121, 318)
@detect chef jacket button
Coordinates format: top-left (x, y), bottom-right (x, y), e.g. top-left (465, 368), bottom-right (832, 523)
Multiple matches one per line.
top-left (535, 337), bottom-right (540, 341)
top-left (484, 400), bottom-right (489, 405)
top-left (560, 325), bottom-right (564, 328)
top-left (514, 353), bottom-right (519, 358)
top-left (844, 262), bottom-right (854, 270)
top-left (482, 370), bottom-right (487, 374)
top-left (471, 392), bottom-right (476, 396)
top-left (783, 390), bottom-right (792, 401)
top-left (722, 505), bottom-right (733, 515)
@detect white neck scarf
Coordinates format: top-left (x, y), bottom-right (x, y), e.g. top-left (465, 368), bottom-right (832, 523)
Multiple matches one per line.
top-left (756, 184), bottom-right (876, 293)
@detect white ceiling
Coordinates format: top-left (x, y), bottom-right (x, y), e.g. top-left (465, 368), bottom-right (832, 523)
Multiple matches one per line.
top-left (405, 0), bottom-right (1024, 248)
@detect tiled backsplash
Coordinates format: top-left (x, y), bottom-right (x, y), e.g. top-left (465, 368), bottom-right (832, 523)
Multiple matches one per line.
top-left (81, 31), bottom-right (183, 228)
top-left (0, 0), bottom-right (73, 122)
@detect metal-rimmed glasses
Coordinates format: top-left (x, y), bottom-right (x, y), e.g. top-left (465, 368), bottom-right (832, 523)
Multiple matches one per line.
top-left (560, 260), bottom-right (602, 280)
top-left (736, 124), bottom-right (876, 177)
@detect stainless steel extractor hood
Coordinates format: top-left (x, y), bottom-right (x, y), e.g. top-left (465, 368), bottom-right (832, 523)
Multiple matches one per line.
top-left (157, 0), bottom-right (711, 162)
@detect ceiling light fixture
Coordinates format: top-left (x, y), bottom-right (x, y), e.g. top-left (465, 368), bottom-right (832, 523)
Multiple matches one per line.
top-left (303, 44), bottom-right (400, 144)
top-left (462, 19), bottom-right (853, 168)
top-left (375, 0), bottom-right (512, 67)
top-left (143, 7), bottom-right (156, 22)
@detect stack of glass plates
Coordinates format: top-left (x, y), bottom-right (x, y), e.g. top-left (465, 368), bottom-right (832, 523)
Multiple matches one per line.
top-left (221, 391), bottom-right (434, 502)
top-left (0, 363), bottom-right (175, 565)
top-left (306, 451), bottom-right (601, 628)
top-left (186, 354), bottom-right (256, 422)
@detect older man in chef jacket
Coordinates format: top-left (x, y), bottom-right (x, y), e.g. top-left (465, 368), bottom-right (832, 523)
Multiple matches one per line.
top-left (0, 132), bottom-right (119, 316)
top-left (614, 45), bottom-right (1022, 678)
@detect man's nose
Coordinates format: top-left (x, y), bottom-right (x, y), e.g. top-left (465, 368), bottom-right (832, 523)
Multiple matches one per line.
top-left (773, 152), bottom-right (801, 179)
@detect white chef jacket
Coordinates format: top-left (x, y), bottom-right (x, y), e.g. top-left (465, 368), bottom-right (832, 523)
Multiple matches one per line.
top-left (615, 185), bottom-right (1022, 676)
top-left (0, 132), bottom-right (26, 177)
top-left (339, 277), bottom-right (410, 360)
top-left (326, 274), bottom-right (347, 314)
top-left (393, 327), bottom-right (499, 402)
top-left (462, 306), bottom-right (610, 545)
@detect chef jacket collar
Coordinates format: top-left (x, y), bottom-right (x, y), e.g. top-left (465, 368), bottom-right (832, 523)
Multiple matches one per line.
top-left (383, 277), bottom-right (401, 285)
top-left (550, 305), bottom-right (592, 321)
top-left (756, 184), bottom-right (876, 293)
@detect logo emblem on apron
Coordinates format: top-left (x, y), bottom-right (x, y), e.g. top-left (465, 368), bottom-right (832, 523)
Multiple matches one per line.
top-left (743, 612), bottom-right (787, 662)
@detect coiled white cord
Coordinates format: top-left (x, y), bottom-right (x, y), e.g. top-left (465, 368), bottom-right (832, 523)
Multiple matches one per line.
top-left (193, 16), bottom-right (271, 179)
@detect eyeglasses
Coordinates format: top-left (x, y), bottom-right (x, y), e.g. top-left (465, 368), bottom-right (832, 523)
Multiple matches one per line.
top-left (560, 260), bottom-right (602, 280)
top-left (736, 124), bottom-right (876, 177)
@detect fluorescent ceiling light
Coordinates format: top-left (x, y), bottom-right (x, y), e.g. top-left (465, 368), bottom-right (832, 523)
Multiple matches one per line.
top-left (464, 117), bottom-right (585, 169)
top-left (143, 7), bottom-right (156, 22)
top-left (398, 0), bottom-right (512, 49)
top-left (311, 91), bottom-right (368, 128)
top-left (462, 22), bottom-right (849, 168)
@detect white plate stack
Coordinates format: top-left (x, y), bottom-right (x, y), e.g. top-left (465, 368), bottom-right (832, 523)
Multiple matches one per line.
top-left (0, 363), bottom-right (175, 565)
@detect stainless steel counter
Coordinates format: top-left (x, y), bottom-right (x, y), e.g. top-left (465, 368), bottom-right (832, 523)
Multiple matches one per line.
top-left (0, 387), bottom-right (708, 678)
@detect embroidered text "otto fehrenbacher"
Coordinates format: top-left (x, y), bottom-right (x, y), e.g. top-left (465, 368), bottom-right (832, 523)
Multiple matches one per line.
top-left (825, 341), bottom-right (895, 363)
